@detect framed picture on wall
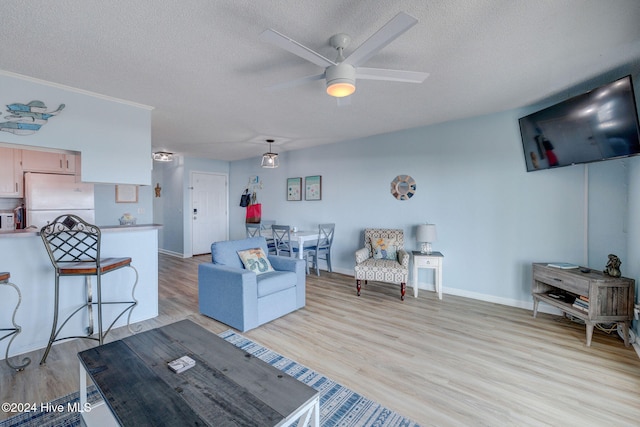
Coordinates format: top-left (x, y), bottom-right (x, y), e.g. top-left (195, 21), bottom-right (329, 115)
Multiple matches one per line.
top-left (287, 177), bottom-right (302, 201)
top-left (115, 184), bottom-right (138, 203)
top-left (305, 175), bottom-right (322, 201)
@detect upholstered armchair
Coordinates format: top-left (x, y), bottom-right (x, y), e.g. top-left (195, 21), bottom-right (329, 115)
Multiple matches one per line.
top-left (354, 228), bottom-right (410, 300)
top-left (198, 237), bottom-right (306, 331)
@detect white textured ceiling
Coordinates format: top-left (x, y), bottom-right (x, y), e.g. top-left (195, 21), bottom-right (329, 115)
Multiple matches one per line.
top-left (1, 1), bottom-right (640, 161)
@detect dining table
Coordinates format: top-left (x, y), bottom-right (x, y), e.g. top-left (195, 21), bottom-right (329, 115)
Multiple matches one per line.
top-left (262, 229), bottom-right (320, 259)
top-left (288, 230), bottom-right (321, 259)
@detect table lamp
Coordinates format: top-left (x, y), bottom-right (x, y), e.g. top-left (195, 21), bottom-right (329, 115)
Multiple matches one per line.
top-left (416, 223), bottom-right (437, 254)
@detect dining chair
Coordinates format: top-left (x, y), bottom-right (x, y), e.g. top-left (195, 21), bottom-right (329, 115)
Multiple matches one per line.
top-left (309, 223), bottom-right (335, 276)
top-left (245, 223), bottom-right (261, 238)
top-left (259, 220), bottom-right (277, 254)
top-left (260, 220), bottom-right (276, 230)
top-left (271, 225), bottom-right (314, 274)
top-left (271, 225), bottom-right (294, 257)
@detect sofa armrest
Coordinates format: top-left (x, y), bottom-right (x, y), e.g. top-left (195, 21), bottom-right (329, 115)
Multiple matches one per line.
top-left (199, 263), bottom-right (255, 284)
top-left (355, 247), bottom-right (370, 264)
top-left (268, 255), bottom-right (306, 309)
top-left (198, 263), bottom-right (258, 331)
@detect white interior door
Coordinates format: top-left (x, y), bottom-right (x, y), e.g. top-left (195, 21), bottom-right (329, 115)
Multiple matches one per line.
top-left (192, 172), bottom-right (228, 255)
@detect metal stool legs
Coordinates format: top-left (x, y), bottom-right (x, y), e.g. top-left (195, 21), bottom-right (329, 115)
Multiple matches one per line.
top-left (39, 265), bottom-right (139, 365)
top-left (0, 273), bottom-right (31, 371)
top-left (91, 265), bottom-right (141, 341)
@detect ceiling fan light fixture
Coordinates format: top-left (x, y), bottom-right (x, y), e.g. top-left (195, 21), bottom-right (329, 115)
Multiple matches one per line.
top-left (327, 81), bottom-right (356, 98)
top-left (261, 12), bottom-right (428, 101)
top-left (326, 64), bottom-right (356, 98)
top-left (261, 139), bottom-right (279, 168)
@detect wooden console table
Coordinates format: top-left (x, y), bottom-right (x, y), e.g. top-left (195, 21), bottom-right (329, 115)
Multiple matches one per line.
top-left (532, 263), bottom-right (635, 347)
top-left (78, 320), bottom-right (319, 426)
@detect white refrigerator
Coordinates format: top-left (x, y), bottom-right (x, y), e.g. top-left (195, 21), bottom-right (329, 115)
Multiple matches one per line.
top-left (25, 172), bottom-right (95, 228)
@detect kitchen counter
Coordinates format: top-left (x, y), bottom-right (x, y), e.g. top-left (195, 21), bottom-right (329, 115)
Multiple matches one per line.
top-left (0, 224), bottom-right (160, 361)
top-left (0, 223), bottom-right (162, 237)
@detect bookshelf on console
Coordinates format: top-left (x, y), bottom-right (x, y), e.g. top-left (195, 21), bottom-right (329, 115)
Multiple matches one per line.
top-left (532, 263), bottom-right (635, 347)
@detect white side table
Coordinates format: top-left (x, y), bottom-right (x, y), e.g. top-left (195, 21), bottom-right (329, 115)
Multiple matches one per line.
top-left (412, 251), bottom-right (443, 299)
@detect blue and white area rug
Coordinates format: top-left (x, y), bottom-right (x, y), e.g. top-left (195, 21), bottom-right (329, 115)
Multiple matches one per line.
top-left (0, 330), bottom-right (419, 427)
top-left (221, 330), bottom-right (419, 427)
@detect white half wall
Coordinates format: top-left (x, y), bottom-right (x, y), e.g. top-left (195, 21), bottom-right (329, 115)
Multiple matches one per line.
top-left (0, 71), bottom-right (153, 185)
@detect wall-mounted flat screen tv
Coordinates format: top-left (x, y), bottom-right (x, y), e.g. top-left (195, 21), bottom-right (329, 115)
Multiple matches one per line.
top-left (519, 75), bottom-right (640, 172)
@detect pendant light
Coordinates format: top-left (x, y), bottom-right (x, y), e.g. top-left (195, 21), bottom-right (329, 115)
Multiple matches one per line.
top-left (261, 139), bottom-right (279, 168)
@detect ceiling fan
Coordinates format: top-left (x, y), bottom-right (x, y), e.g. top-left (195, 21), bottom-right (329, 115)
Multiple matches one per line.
top-left (259, 12), bottom-right (429, 103)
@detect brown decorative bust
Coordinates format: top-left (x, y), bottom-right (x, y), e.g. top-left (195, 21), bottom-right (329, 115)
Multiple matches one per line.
top-left (604, 254), bottom-right (621, 277)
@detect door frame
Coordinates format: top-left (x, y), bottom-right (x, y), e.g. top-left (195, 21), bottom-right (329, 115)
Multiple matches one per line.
top-left (189, 171), bottom-right (229, 257)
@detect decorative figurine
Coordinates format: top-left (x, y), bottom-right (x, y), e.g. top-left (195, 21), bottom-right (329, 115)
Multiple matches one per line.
top-left (155, 183), bottom-right (162, 197)
top-left (604, 254), bottom-right (622, 277)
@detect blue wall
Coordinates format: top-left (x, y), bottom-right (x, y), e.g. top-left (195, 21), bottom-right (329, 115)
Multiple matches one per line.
top-left (229, 110), bottom-right (609, 307)
top-left (94, 183), bottom-right (154, 226)
top-left (627, 158), bottom-right (640, 340)
top-left (153, 156), bottom-right (229, 256)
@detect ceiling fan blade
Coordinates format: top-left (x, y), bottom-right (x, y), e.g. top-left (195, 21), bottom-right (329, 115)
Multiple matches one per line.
top-left (259, 29), bottom-right (336, 68)
top-left (265, 73), bottom-right (325, 92)
top-left (343, 12), bottom-right (418, 67)
top-left (356, 67), bottom-right (429, 83)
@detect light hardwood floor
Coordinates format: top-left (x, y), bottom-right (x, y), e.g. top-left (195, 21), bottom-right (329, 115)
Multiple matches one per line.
top-left (2, 253), bottom-right (640, 426)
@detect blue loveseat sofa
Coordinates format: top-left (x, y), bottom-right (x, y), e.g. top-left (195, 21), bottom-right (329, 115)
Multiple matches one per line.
top-left (198, 237), bottom-right (306, 331)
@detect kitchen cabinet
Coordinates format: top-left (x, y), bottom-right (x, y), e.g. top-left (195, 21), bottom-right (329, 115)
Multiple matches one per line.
top-left (0, 147), bottom-right (23, 197)
top-left (22, 150), bottom-right (76, 174)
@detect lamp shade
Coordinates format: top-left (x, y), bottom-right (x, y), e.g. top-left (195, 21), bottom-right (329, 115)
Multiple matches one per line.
top-left (416, 224), bottom-right (437, 243)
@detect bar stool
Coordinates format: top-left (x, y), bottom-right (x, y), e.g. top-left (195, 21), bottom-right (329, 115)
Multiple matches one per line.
top-left (39, 214), bottom-right (139, 365)
top-left (0, 272), bottom-right (31, 370)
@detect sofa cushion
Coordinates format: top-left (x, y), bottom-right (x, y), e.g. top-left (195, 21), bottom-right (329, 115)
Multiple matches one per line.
top-left (211, 237), bottom-right (268, 269)
top-left (371, 237), bottom-right (398, 260)
top-left (256, 271), bottom-right (297, 297)
top-left (237, 248), bottom-right (274, 275)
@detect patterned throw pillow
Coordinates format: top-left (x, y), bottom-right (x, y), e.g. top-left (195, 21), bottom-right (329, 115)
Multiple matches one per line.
top-left (371, 237), bottom-right (398, 260)
top-left (237, 248), bottom-right (274, 275)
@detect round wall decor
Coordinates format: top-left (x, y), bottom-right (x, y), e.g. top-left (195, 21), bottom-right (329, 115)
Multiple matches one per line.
top-left (390, 175), bottom-right (416, 200)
